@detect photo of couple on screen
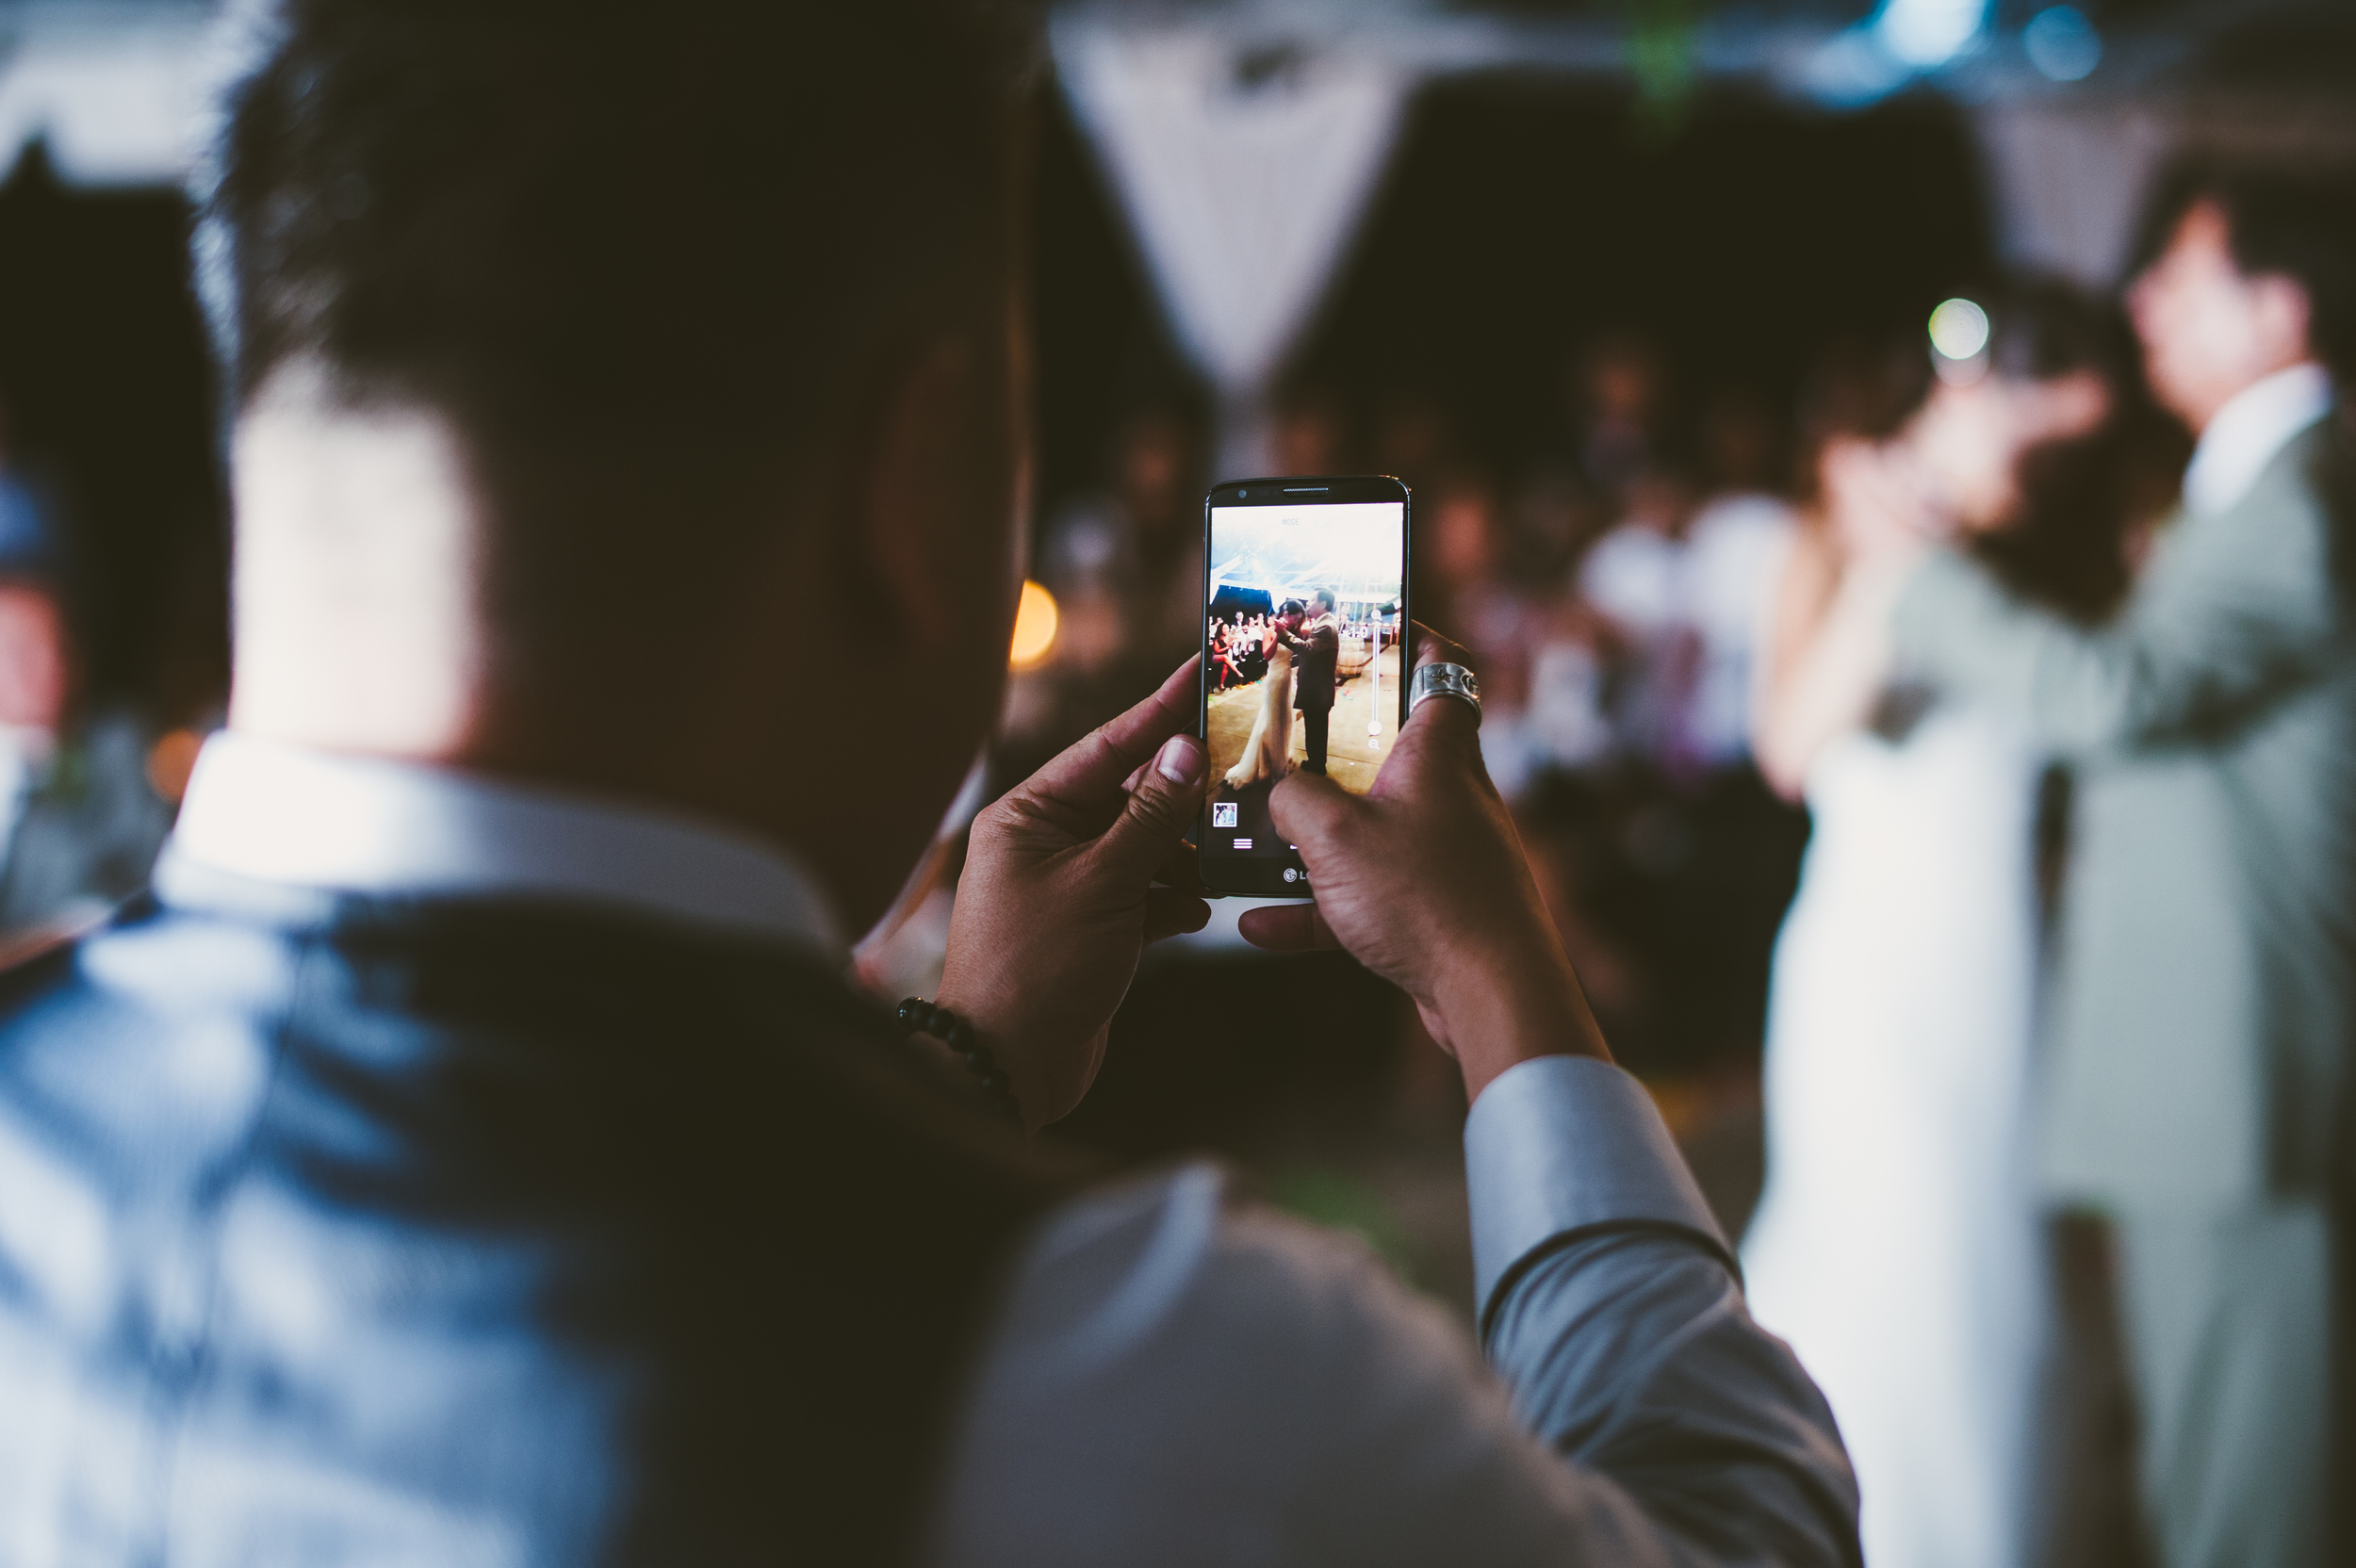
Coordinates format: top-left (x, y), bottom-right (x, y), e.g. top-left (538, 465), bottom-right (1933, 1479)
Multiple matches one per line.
top-left (1203, 503), bottom-right (1404, 856)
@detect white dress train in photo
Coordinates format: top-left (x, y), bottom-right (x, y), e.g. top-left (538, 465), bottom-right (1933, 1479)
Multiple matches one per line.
top-left (1223, 644), bottom-right (1295, 790)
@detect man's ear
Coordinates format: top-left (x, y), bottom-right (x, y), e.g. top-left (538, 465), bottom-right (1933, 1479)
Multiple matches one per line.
top-left (2249, 273), bottom-right (2316, 370)
top-left (859, 334), bottom-right (1021, 657)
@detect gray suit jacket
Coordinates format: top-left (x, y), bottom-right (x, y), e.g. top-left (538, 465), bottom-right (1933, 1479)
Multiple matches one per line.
top-left (1895, 418), bottom-right (2356, 1208)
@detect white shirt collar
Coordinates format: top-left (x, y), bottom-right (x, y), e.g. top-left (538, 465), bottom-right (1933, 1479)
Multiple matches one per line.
top-left (2182, 362), bottom-right (2336, 517)
top-left (156, 731), bottom-right (845, 955)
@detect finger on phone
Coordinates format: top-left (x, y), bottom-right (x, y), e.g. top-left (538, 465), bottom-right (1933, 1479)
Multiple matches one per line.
top-left (1265, 769), bottom-right (1355, 848)
top-left (1400, 622), bottom-right (1481, 748)
top-left (1235, 902), bottom-right (1341, 953)
top-left (1410, 622), bottom-right (1472, 673)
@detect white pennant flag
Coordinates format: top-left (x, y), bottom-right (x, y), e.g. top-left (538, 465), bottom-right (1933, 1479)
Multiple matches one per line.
top-left (1055, 17), bottom-right (1408, 467)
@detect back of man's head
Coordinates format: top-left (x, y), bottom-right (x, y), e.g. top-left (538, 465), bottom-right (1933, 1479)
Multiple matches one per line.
top-left (2135, 160), bottom-right (2356, 379)
top-left (203, 0), bottom-right (1037, 645)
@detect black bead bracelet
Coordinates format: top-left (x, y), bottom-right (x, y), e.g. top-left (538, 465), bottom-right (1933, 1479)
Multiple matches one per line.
top-left (896, 998), bottom-right (1022, 1125)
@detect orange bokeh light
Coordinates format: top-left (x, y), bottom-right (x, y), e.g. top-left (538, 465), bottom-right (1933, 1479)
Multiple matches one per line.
top-left (1008, 580), bottom-right (1059, 669)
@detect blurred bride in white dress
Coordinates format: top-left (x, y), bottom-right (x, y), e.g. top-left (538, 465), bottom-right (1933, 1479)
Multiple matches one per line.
top-left (1743, 289), bottom-right (2151, 1568)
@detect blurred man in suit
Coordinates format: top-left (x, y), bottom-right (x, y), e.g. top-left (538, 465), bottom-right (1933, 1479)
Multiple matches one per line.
top-left (0, 3), bottom-right (1857, 1565)
top-left (1893, 167), bottom-right (2356, 1568)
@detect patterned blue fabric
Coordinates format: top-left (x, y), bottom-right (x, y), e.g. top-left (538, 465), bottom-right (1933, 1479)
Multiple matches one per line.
top-left (0, 885), bottom-right (1055, 1566)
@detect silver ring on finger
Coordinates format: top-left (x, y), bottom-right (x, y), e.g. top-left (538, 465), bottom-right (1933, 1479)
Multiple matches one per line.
top-left (1409, 661), bottom-right (1481, 725)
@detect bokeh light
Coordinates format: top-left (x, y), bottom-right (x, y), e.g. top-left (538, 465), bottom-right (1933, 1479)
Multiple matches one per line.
top-left (1928, 297), bottom-right (1990, 362)
top-left (2024, 7), bottom-right (2102, 82)
top-left (1008, 580), bottom-right (1060, 669)
top-left (1874, 0), bottom-right (1988, 70)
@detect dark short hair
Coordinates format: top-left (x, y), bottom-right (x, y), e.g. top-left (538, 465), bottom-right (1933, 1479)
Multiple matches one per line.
top-left (2133, 159), bottom-right (2356, 378)
top-left (1279, 598), bottom-right (1306, 617)
top-left (1312, 588), bottom-right (1335, 611)
top-left (1971, 279), bottom-right (2181, 622)
top-left (205, 1), bottom-right (1037, 423)
top-left (200, 0), bottom-right (1038, 656)
top-left (1790, 334), bottom-right (1929, 502)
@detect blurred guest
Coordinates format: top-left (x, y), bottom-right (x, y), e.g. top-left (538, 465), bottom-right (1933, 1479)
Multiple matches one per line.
top-left (1576, 398), bottom-right (1797, 778)
top-left (0, 418), bottom-right (171, 946)
top-left (1745, 290), bottom-right (2144, 1568)
top-left (1562, 395), bottom-right (1808, 1083)
top-left (1371, 386), bottom-right (1455, 495)
top-left (1035, 405), bottom-right (1203, 677)
top-left (1420, 470), bottom-right (1508, 639)
top-left (1003, 405), bottom-right (1204, 764)
top-left (1506, 466), bottom-right (1603, 587)
top-left (1681, 389), bottom-right (1797, 771)
top-left (1578, 470), bottom-right (1693, 638)
top-left (1569, 331), bottom-right (1670, 499)
top-left (1480, 336), bottom-right (1681, 793)
top-left (1889, 167), bottom-right (2356, 1568)
top-left (1416, 468), bottom-right (1597, 792)
top-left (0, 6), bottom-right (1857, 1562)
top-left (1699, 385), bottom-right (1783, 498)
top-left (1270, 384), bottom-right (1348, 477)
top-left (1577, 468), bottom-right (1703, 768)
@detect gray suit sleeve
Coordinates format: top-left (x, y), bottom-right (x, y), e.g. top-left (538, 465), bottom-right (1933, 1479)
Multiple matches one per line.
top-left (1893, 441), bottom-right (2344, 753)
top-left (1469, 1058), bottom-right (1861, 1568)
top-left (935, 1060), bottom-right (1859, 1568)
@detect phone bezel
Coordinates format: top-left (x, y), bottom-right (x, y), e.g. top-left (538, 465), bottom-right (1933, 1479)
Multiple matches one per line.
top-left (1196, 474), bottom-right (1412, 901)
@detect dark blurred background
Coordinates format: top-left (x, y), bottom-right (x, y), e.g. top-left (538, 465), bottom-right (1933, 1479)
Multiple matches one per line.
top-left (0, 148), bottom-right (221, 727)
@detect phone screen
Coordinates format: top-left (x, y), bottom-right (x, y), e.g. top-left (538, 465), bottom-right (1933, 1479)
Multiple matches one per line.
top-left (1198, 477), bottom-right (1410, 898)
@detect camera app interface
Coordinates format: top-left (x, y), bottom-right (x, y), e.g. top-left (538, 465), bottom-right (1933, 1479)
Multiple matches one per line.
top-left (1203, 499), bottom-right (1406, 871)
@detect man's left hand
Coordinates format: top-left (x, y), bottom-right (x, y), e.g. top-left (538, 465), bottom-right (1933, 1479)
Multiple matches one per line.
top-left (937, 657), bottom-right (1211, 1130)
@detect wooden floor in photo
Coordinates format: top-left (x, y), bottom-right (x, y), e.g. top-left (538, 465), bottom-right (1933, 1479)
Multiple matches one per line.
top-left (1205, 646), bottom-right (1401, 797)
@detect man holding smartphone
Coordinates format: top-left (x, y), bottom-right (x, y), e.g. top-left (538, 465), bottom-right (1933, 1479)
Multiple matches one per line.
top-left (0, 4), bottom-right (1856, 1564)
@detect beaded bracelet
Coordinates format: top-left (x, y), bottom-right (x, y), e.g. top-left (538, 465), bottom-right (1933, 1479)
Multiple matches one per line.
top-left (896, 998), bottom-right (1023, 1125)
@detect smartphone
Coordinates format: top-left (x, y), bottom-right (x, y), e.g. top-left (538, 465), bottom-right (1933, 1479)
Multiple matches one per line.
top-left (1197, 475), bottom-right (1411, 899)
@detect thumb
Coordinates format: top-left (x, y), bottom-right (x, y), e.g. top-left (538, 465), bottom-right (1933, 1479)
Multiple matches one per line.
top-left (1093, 732), bottom-right (1207, 877)
top-left (1266, 767), bottom-right (1358, 854)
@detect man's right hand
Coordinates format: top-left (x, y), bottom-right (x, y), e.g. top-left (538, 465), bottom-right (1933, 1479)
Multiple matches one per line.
top-left (1237, 627), bottom-right (1609, 1102)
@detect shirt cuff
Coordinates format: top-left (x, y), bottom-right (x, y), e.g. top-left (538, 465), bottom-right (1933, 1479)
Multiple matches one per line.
top-left (1464, 1055), bottom-right (1731, 1325)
